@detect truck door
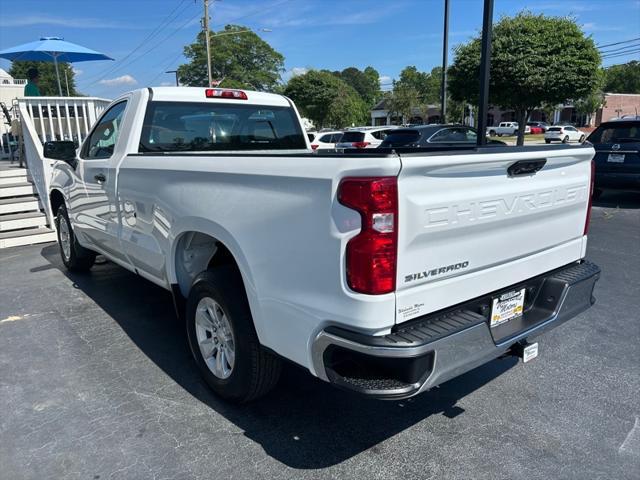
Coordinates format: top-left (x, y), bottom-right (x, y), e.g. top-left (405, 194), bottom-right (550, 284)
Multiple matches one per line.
top-left (70, 100), bottom-right (130, 265)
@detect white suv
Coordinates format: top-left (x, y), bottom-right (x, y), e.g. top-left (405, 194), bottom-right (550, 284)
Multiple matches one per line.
top-left (336, 126), bottom-right (398, 149)
top-left (544, 125), bottom-right (586, 144)
top-left (308, 130), bottom-right (343, 150)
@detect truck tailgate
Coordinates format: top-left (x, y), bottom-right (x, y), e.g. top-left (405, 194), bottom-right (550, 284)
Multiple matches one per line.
top-left (395, 146), bottom-right (594, 323)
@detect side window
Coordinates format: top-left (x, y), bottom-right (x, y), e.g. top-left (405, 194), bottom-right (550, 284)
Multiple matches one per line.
top-left (319, 134), bottom-right (333, 143)
top-left (84, 101), bottom-right (127, 159)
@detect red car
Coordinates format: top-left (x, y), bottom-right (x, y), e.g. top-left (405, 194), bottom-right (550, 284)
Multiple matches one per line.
top-left (528, 126), bottom-right (543, 134)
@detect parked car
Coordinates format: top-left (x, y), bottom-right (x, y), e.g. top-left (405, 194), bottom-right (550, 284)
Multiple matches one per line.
top-left (336, 126), bottom-right (398, 149)
top-left (586, 119), bottom-right (640, 197)
top-left (47, 87), bottom-right (600, 403)
top-left (527, 121), bottom-right (549, 133)
top-left (308, 130), bottom-right (343, 150)
top-left (379, 124), bottom-right (507, 148)
top-left (544, 125), bottom-right (586, 144)
top-left (487, 122), bottom-right (530, 136)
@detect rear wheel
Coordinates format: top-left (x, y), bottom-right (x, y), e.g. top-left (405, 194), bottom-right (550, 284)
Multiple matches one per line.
top-left (489, 130), bottom-right (496, 137)
top-left (56, 205), bottom-right (96, 272)
top-left (186, 266), bottom-right (282, 403)
top-left (545, 140), bottom-right (551, 144)
top-left (497, 133), bottom-right (503, 137)
top-left (562, 135), bottom-right (570, 143)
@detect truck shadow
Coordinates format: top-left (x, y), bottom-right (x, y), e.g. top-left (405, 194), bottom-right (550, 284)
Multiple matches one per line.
top-left (593, 190), bottom-right (640, 209)
top-left (40, 244), bottom-right (517, 469)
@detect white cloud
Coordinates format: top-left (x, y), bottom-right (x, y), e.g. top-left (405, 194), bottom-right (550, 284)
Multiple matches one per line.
top-left (98, 75), bottom-right (137, 87)
top-left (582, 22), bottom-right (623, 32)
top-left (0, 14), bottom-right (141, 29)
top-left (379, 75), bottom-right (393, 85)
top-left (72, 68), bottom-right (83, 76)
top-left (291, 67), bottom-right (308, 77)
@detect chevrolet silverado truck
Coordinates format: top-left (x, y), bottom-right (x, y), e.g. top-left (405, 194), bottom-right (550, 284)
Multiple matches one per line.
top-left (46, 87), bottom-right (600, 403)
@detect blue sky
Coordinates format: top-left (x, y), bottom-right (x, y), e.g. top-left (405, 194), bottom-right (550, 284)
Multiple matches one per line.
top-left (1, 0), bottom-right (639, 99)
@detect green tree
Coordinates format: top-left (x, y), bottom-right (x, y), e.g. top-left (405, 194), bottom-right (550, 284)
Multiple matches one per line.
top-left (335, 66), bottom-right (381, 106)
top-left (178, 25), bottom-right (284, 90)
top-left (574, 92), bottom-right (605, 126)
top-left (9, 60), bottom-right (79, 96)
top-left (603, 61), bottom-right (640, 93)
top-left (448, 12), bottom-right (601, 145)
top-left (385, 85), bottom-right (421, 124)
top-left (284, 70), bottom-right (368, 128)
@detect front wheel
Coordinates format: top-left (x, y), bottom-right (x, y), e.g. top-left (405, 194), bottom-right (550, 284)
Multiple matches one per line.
top-left (579, 135), bottom-right (586, 143)
top-left (56, 205), bottom-right (96, 272)
top-left (489, 130), bottom-right (496, 137)
top-left (186, 266), bottom-right (282, 403)
top-left (545, 139), bottom-right (551, 144)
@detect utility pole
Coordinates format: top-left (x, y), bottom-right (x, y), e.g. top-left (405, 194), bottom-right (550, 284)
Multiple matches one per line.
top-left (477, 0), bottom-right (494, 146)
top-left (203, 0), bottom-right (213, 87)
top-left (440, 0), bottom-right (449, 123)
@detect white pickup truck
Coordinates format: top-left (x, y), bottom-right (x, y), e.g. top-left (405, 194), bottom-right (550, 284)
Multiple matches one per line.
top-left (47, 87), bottom-right (600, 402)
top-left (487, 122), bottom-right (531, 137)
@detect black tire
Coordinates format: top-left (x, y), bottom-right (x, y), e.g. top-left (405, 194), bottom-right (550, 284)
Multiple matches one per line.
top-left (55, 204), bottom-right (96, 272)
top-left (579, 135), bottom-right (586, 143)
top-left (186, 266), bottom-right (282, 403)
top-left (562, 135), bottom-right (569, 144)
top-left (489, 130), bottom-right (496, 137)
top-left (497, 133), bottom-right (503, 137)
top-left (545, 140), bottom-right (551, 144)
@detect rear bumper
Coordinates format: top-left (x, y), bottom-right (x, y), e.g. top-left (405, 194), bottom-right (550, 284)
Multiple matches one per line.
top-left (311, 260), bottom-right (600, 399)
top-left (595, 171), bottom-right (640, 190)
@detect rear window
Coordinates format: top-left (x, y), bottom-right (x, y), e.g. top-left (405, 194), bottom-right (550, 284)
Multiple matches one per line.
top-left (139, 102), bottom-right (306, 152)
top-left (381, 130), bottom-right (421, 146)
top-left (588, 123), bottom-right (640, 143)
top-left (548, 127), bottom-right (562, 132)
top-left (341, 132), bottom-right (365, 142)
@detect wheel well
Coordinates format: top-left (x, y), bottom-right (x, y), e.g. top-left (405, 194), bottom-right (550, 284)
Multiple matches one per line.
top-left (174, 232), bottom-right (238, 298)
top-left (50, 189), bottom-right (65, 216)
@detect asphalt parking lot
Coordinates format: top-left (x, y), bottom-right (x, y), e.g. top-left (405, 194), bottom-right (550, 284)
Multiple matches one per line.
top-left (1, 191), bottom-right (639, 480)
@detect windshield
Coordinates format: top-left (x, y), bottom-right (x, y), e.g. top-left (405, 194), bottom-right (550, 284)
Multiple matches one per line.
top-left (548, 127), bottom-right (562, 132)
top-left (139, 102), bottom-right (306, 152)
top-left (340, 132), bottom-right (365, 142)
top-left (380, 130), bottom-right (421, 146)
top-left (588, 123), bottom-right (640, 143)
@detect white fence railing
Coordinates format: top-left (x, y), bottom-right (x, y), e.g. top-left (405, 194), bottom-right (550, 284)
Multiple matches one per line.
top-left (16, 96), bottom-right (111, 146)
top-left (14, 96), bottom-right (112, 227)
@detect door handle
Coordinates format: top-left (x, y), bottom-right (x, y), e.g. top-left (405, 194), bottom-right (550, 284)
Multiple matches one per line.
top-left (94, 173), bottom-right (106, 183)
top-left (507, 159), bottom-right (546, 177)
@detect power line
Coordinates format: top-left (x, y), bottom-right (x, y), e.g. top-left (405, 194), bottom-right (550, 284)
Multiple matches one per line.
top-left (145, 0), bottom-right (293, 86)
top-left (601, 48), bottom-right (640, 59)
top-left (596, 36), bottom-right (640, 49)
top-left (599, 42), bottom-right (640, 55)
top-left (81, 0), bottom-right (191, 84)
top-left (86, 9), bottom-right (202, 87)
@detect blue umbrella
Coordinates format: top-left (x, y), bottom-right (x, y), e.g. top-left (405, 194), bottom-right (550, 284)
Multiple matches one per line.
top-left (0, 37), bottom-right (113, 96)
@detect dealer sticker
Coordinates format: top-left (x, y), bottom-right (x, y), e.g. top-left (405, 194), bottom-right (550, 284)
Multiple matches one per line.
top-left (490, 288), bottom-right (525, 328)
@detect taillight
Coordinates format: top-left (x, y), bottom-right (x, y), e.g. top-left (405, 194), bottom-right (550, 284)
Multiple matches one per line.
top-left (352, 141), bottom-right (370, 149)
top-left (338, 177), bottom-right (398, 295)
top-left (205, 88), bottom-right (248, 100)
top-left (584, 159), bottom-right (595, 235)
top-left (311, 144), bottom-right (319, 150)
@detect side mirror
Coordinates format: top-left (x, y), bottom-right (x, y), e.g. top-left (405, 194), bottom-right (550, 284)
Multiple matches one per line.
top-left (44, 141), bottom-right (77, 168)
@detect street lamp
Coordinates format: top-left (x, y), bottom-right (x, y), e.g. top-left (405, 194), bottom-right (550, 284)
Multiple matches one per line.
top-left (165, 70), bottom-right (179, 86)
